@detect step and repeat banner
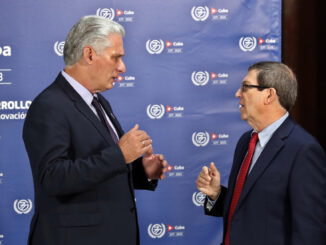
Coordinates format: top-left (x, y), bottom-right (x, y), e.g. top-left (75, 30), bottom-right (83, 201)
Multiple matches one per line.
top-left (0, 0), bottom-right (281, 244)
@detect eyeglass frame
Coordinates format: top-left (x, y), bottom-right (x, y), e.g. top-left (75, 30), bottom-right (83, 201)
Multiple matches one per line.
top-left (240, 84), bottom-right (270, 92)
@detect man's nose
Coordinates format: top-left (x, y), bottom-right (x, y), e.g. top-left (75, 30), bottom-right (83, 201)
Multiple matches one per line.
top-left (118, 60), bottom-right (126, 73)
top-left (235, 88), bottom-right (241, 98)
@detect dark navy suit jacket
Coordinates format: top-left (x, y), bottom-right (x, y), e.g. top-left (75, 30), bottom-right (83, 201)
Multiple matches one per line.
top-left (23, 73), bottom-right (157, 245)
top-left (205, 116), bottom-right (326, 245)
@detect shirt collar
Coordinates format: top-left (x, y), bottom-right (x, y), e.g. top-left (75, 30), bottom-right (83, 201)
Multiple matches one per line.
top-left (254, 112), bottom-right (289, 147)
top-left (61, 70), bottom-right (94, 106)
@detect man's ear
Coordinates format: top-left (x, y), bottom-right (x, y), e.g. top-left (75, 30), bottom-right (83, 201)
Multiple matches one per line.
top-left (265, 88), bottom-right (278, 105)
top-left (83, 46), bottom-right (94, 64)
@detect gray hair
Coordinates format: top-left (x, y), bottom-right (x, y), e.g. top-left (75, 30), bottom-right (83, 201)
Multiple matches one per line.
top-left (63, 15), bottom-right (125, 66)
top-left (249, 61), bottom-right (298, 111)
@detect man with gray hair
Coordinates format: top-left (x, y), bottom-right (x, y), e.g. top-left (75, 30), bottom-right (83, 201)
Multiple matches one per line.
top-left (23, 15), bottom-right (167, 245)
top-left (196, 61), bottom-right (326, 245)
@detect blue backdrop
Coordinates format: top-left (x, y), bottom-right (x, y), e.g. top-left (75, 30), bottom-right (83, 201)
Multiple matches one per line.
top-left (0, 0), bottom-right (281, 244)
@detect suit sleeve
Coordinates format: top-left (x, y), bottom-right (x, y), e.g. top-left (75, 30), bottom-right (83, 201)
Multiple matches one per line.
top-left (289, 141), bottom-right (326, 244)
top-left (131, 157), bottom-right (158, 191)
top-left (23, 99), bottom-right (128, 197)
top-left (204, 186), bottom-right (227, 217)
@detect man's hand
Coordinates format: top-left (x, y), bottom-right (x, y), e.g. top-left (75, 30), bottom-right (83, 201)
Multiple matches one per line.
top-left (118, 124), bottom-right (152, 163)
top-left (196, 162), bottom-right (221, 201)
top-left (142, 147), bottom-right (167, 180)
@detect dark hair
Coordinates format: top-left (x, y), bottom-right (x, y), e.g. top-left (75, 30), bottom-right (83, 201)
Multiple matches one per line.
top-left (249, 61), bottom-right (297, 110)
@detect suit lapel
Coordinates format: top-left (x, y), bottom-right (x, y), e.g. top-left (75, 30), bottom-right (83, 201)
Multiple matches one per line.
top-left (74, 101), bottom-right (117, 145)
top-left (97, 94), bottom-right (131, 172)
top-left (55, 73), bottom-right (116, 145)
top-left (98, 94), bottom-right (124, 137)
top-left (235, 117), bottom-right (295, 211)
top-left (223, 132), bottom-right (251, 218)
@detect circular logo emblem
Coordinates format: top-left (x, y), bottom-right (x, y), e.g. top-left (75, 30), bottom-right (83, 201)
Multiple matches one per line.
top-left (192, 132), bottom-right (210, 147)
top-left (13, 199), bottom-right (33, 214)
top-left (148, 223), bottom-right (166, 239)
top-left (96, 8), bottom-right (115, 20)
top-left (191, 71), bottom-right (210, 86)
top-left (191, 6), bottom-right (210, 21)
top-left (146, 39), bottom-right (164, 54)
top-left (239, 37), bottom-right (257, 52)
top-left (192, 192), bottom-right (206, 206)
top-left (147, 104), bottom-right (165, 119)
top-left (54, 41), bottom-right (65, 56)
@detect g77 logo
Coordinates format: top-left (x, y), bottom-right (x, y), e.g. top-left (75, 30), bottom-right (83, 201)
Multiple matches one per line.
top-left (192, 132), bottom-right (210, 147)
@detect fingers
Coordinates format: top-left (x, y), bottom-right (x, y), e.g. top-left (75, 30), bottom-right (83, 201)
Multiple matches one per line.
top-left (196, 163), bottom-right (218, 187)
top-left (144, 139), bottom-right (153, 146)
top-left (162, 159), bottom-right (168, 168)
top-left (144, 145), bottom-right (153, 156)
top-left (126, 125), bottom-right (152, 150)
top-left (118, 125), bottom-right (153, 163)
top-left (196, 179), bottom-right (210, 193)
top-left (159, 159), bottom-right (168, 180)
top-left (210, 162), bottom-right (218, 175)
top-left (129, 126), bottom-right (151, 142)
top-left (156, 154), bottom-right (164, 161)
top-left (135, 133), bottom-right (150, 142)
top-left (196, 162), bottom-right (221, 199)
top-left (128, 124), bottom-right (148, 138)
top-left (142, 153), bottom-right (168, 180)
top-left (131, 124), bottom-right (139, 131)
top-left (142, 144), bottom-right (153, 155)
top-left (139, 140), bottom-right (151, 157)
top-left (201, 166), bottom-right (211, 180)
top-left (197, 166), bottom-right (212, 185)
top-left (202, 166), bottom-right (209, 175)
top-left (196, 174), bottom-right (212, 196)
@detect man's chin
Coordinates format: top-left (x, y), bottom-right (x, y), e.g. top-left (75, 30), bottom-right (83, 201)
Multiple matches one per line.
top-left (240, 113), bottom-right (247, 121)
top-left (105, 83), bottom-right (115, 91)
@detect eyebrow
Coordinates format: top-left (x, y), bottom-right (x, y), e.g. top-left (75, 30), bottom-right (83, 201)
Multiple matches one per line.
top-left (114, 53), bottom-right (124, 58)
top-left (242, 80), bottom-right (253, 84)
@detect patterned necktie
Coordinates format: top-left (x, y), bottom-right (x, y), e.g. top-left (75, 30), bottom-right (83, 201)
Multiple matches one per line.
top-left (91, 96), bottom-right (119, 144)
top-left (225, 132), bottom-right (258, 245)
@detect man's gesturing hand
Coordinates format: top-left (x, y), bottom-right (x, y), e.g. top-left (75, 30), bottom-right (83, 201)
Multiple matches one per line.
top-left (196, 162), bottom-right (221, 201)
top-left (118, 124), bottom-right (152, 163)
top-left (142, 147), bottom-right (168, 180)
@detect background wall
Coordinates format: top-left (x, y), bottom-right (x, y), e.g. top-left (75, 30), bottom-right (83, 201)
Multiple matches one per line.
top-left (6, 0), bottom-right (325, 244)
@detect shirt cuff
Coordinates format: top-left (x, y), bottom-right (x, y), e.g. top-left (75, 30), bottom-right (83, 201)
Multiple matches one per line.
top-left (205, 191), bottom-right (220, 211)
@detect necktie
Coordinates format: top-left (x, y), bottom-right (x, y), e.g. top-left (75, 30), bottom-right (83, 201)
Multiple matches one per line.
top-left (225, 132), bottom-right (258, 245)
top-left (91, 96), bottom-right (119, 144)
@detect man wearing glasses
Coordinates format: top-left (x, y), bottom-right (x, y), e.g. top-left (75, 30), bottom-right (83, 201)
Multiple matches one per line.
top-left (196, 61), bottom-right (326, 245)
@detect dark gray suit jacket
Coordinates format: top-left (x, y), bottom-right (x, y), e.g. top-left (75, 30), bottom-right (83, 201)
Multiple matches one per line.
top-left (205, 117), bottom-right (326, 245)
top-left (23, 73), bottom-right (157, 245)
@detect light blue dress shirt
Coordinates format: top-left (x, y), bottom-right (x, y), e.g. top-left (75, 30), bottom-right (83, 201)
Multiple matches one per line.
top-left (249, 112), bottom-right (289, 173)
top-left (206, 112), bottom-right (289, 209)
top-left (61, 70), bottom-right (119, 139)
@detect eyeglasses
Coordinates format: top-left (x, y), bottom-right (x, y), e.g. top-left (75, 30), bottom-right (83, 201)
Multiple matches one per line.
top-left (240, 84), bottom-right (270, 92)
